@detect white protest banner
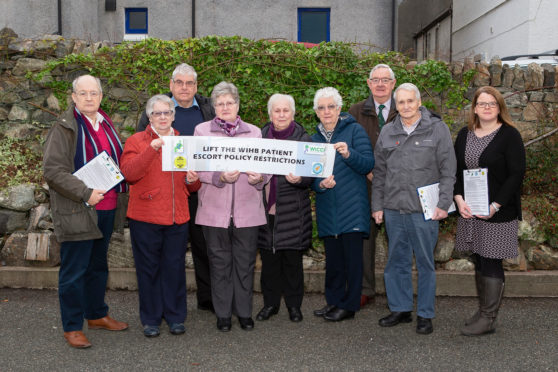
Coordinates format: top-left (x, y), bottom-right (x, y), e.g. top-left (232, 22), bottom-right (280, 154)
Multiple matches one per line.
top-left (161, 136), bottom-right (335, 177)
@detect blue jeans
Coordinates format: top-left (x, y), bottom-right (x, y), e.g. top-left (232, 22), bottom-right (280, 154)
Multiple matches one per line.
top-left (383, 209), bottom-right (438, 318)
top-left (59, 209), bottom-right (115, 332)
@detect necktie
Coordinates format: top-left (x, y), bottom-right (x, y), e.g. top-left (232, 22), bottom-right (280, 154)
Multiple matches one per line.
top-left (378, 104), bottom-right (385, 129)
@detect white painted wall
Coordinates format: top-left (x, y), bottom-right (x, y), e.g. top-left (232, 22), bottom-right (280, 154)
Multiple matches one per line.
top-left (452, 0), bottom-right (558, 61)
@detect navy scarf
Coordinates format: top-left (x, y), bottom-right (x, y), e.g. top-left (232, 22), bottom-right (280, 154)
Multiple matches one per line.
top-left (73, 108), bottom-right (127, 193)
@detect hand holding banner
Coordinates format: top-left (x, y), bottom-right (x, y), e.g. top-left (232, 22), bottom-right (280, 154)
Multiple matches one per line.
top-left (161, 136), bottom-right (336, 177)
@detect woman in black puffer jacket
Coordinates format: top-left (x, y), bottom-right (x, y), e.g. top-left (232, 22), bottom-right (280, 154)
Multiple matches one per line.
top-left (256, 94), bottom-right (313, 323)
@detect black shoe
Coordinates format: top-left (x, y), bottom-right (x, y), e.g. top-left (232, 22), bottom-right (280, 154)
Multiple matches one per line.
top-left (169, 322), bottom-right (185, 335)
top-left (198, 301), bottom-right (215, 313)
top-left (287, 307), bottom-right (303, 322)
top-left (256, 306), bottom-right (279, 321)
top-left (323, 308), bottom-right (355, 322)
top-left (313, 304), bottom-right (336, 317)
top-left (416, 316), bottom-right (433, 335)
top-left (143, 325), bottom-right (160, 337)
top-left (379, 311), bottom-right (412, 327)
top-left (238, 317), bottom-right (254, 331)
top-left (216, 317), bottom-right (231, 332)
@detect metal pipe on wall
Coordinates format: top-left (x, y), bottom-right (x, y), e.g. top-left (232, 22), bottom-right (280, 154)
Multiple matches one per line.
top-left (192, 0), bottom-right (196, 38)
top-left (57, 0), bottom-right (62, 35)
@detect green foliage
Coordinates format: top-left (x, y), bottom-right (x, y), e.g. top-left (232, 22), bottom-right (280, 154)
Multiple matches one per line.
top-left (523, 139), bottom-right (558, 242)
top-left (34, 36), bottom-right (471, 133)
top-left (0, 134), bottom-right (43, 188)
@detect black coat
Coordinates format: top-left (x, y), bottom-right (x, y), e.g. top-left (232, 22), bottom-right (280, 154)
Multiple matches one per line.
top-left (454, 124), bottom-right (526, 222)
top-left (136, 93), bottom-right (214, 132)
top-left (257, 122), bottom-right (313, 251)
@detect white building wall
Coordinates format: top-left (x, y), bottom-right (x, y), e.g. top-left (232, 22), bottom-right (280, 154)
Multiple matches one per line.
top-left (452, 0), bottom-right (558, 61)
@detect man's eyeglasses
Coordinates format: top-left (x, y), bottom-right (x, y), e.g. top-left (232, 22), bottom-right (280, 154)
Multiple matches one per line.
top-left (173, 79), bottom-right (196, 88)
top-left (151, 110), bottom-right (174, 118)
top-left (369, 78), bottom-right (393, 84)
top-left (76, 91), bottom-right (101, 98)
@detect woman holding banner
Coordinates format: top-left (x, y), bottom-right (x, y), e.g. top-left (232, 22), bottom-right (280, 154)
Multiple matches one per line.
top-left (311, 87), bottom-right (374, 322)
top-left (256, 94), bottom-right (313, 323)
top-left (194, 81), bottom-right (270, 332)
top-left (121, 94), bottom-right (201, 338)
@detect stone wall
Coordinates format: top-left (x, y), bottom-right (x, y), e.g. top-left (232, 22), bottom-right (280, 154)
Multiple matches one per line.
top-left (1, 32), bottom-right (557, 272)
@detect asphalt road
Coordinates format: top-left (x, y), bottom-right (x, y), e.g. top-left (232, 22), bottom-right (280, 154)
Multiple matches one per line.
top-left (0, 288), bottom-right (556, 372)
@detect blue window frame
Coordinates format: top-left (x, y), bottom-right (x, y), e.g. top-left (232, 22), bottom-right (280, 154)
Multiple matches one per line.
top-left (125, 8), bottom-right (148, 34)
top-left (298, 8), bottom-right (330, 43)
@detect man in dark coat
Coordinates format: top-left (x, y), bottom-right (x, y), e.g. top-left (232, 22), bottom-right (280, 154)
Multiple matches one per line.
top-left (348, 64), bottom-right (397, 308)
top-left (137, 63), bottom-right (216, 312)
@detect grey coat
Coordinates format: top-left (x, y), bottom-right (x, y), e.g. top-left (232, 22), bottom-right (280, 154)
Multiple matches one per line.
top-left (371, 106), bottom-right (456, 214)
top-left (43, 107), bottom-right (102, 242)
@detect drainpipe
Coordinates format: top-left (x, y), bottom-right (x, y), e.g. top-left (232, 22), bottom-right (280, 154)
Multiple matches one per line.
top-left (57, 0), bottom-right (62, 35)
top-left (391, 0), bottom-right (396, 51)
top-left (191, 0), bottom-right (196, 38)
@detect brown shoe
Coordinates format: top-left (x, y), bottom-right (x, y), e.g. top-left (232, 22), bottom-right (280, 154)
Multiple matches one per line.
top-left (64, 331), bottom-right (92, 349)
top-left (87, 315), bottom-right (128, 331)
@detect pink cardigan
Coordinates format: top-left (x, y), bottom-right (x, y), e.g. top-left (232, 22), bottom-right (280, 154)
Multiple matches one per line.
top-left (194, 119), bottom-right (270, 228)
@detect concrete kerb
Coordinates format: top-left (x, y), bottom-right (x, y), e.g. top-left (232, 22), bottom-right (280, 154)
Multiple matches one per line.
top-left (1, 267), bottom-right (557, 297)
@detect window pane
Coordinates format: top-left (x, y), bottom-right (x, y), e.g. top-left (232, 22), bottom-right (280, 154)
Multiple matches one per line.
top-left (129, 11), bottom-right (147, 30)
top-left (299, 10), bottom-right (329, 43)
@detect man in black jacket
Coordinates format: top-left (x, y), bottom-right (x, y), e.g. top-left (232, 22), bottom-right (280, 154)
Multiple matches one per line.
top-left (137, 63), bottom-right (215, 312)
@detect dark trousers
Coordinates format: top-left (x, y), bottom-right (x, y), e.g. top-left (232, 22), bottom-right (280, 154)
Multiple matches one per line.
top-left (260, 249), bottom-right (304, 308)
top-left (203, 222), bottom-right (259, 318)
top-left (129, 219), bottom-right (188, 326)
top-left (324, 232), bottom-right (364, 312)
top-left (58, 209), bottom-right (115, 332)
top-left (362, 221), bottom-right (378, 296)
top-left (188, 192), bottom-right (212, 305)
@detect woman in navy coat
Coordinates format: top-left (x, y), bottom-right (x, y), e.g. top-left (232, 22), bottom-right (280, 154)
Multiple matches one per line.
top-left (310, 87), bottom-right (374, 322)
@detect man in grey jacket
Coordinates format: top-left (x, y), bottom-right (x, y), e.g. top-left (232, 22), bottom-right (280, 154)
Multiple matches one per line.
top-left (371, 83), bottom-right (456, 335)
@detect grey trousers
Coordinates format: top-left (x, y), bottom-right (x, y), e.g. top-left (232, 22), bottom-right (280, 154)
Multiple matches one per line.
top-left (203, 223), bottom-right (259, 318)
top-left (362, 221), bottom-right (378, 297)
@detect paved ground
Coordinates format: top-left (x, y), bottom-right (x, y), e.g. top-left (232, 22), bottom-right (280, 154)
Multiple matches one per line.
top-left (0, 288), bottom-right (557, 372)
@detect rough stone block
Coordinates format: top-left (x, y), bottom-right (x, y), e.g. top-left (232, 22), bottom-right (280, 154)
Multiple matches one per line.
top-left (542, 64), bottom-right (555, 87)
top-left (46, 94), bottom-right (60, 111)
top-left (525, 245), bottom-right (558, 270)
top-left (0, 107), bottom-right (8, 120)
top-left (489, 61), bottom-right (502, 86)
top-left (529, 91), bottom-right (545, 102)
top-left (504, 92), bottom-right (528, 107)
top-left (444, 259), bottom-right (474, 271)
top-left (1, 92), bottom-right (20, 104)
top-left (0, 209), bottom-right (28, 234)
top-left (514, 121), bottom-right (538, 141)
top-left (522, 102), bottom-right (545, 121)
top-left (7, 105), bottom-right (30, 121)
top-left (0, 184), bottom-right (37, 211)
top-left (525, 63), bottom-right (544, 90)
top-left (27, 204), bottom-right (50, 231)
top-left (107, 228), bottom-right (135, 268)
top-left (12, 58), bottom-right (47, 76)
top-left (434, 233), bottom-right (454, 262)
top-left (473, 63), bottom-right (490, 86)
top-left (544, 92), bottom-right (558, 103)
top-left (0, 231), bottom-right (60, 267)
top-left (512, 68), bottom-right (525, 91)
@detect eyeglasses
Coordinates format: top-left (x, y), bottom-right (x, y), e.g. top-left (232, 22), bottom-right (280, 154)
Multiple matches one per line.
top-left (316, 104), bottom-right (338, 112)
top-left (172, 79), bottom-right (196, 88)
top-left (369, 78), bottom-right (393, 84)
top-left (151, 110), bottom-right (174, 118)
top-left (215, 101), bottom-right (237, 109)
top-left (76, 91), bottom-right (101, 98)
top-left (476, 101), bottom-right (498, 109)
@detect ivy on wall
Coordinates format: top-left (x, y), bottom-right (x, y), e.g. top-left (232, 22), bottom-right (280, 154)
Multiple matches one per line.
top-left (35, 36), bottom-right (474, 132)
